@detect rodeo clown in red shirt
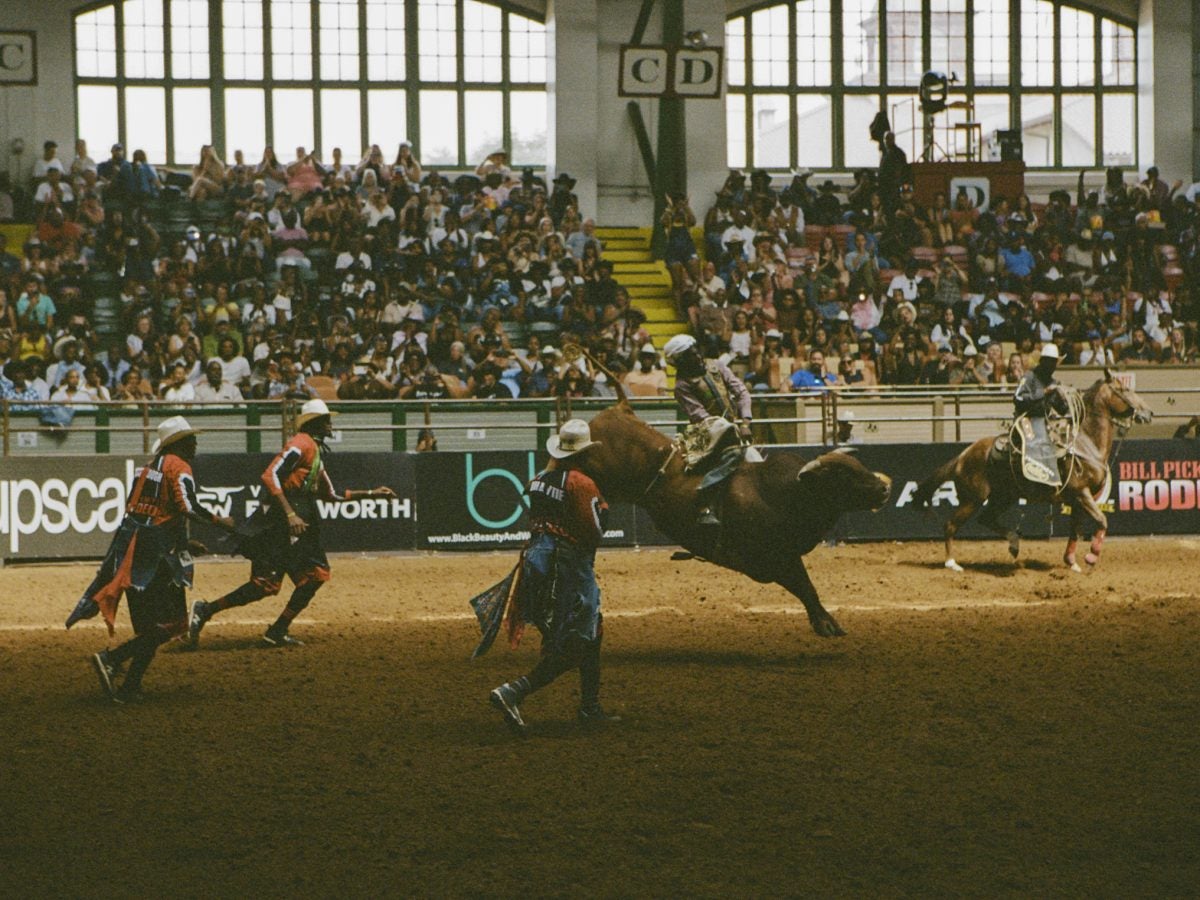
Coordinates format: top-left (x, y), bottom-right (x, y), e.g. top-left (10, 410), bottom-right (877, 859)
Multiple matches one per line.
top-left (65, 416), bottom-right (234, 703)
top-left (471, 418), bottom-right (620, 733)
top-left (187, 399), bottom-right (394, 648)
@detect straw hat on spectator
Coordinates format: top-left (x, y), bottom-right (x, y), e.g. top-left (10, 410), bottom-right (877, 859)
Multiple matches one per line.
top-left (152, 416), bottom-right (201, 454)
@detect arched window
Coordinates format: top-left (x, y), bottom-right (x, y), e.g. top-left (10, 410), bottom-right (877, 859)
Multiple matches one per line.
top-left (725, 0), bottom-right (1136, 171)
top-left (73, 0), bottom-right (547, 167)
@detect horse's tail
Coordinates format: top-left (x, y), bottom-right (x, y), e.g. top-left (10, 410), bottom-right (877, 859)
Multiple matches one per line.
top-left (914, 455), bottom-right (960, 510)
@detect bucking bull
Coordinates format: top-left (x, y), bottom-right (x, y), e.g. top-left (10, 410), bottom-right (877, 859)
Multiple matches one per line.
top-left (577, 390), bottom-right (892, 639)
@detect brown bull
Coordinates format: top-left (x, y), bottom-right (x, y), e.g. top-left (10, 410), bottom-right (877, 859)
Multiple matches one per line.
top-left (914, 369), bottom-right (1153, 572)
top-left (578, 401), bottom-right (892, 638)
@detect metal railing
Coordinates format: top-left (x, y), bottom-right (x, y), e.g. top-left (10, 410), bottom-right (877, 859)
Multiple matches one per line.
top-left (2, 381), bottom-right (1197, 456)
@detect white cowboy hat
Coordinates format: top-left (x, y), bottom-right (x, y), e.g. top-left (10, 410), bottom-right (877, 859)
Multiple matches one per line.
top-left (52, 335), bottom-right (79, 360)
top-left (1040, 343), bottom-right (1060, 360)
top-left (295, 398), bottom-right (339, 428)
top-left (663, 334), bottom-right (697, 361)
top-left (152, 416), bottom-right (201, 454)
top-left (546, 418), bottom-right (600, 459)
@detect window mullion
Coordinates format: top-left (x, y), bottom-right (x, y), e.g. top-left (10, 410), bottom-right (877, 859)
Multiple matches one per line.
top-left (831, 0), bottom-right (844, 169)
top-left (457, 0), bottom-right (467, 167)
top-left (788, 2), bottom-right (798, 170)
top-left (744, 15), bottom-right (753, 167)
top-left (116, 0), bottom-right (127, 149)
top-left (358, 0), bottom-right (368, 154)
top-left (311, 0), bottom-right (321, 154)
top-left (1008, 0), bottom-right (1019, 137)
top-left (263, 0), bottom-right (274, 150)
top-left (502, 11), bottom-right (511, 161)
top-left (164, 0), bottom-right (176, 163)
top-left (405, 0), bottom-right (421, 156)
top-left (1052, 3), bottom-right (1060, 168)
top-left (209, 0), bottom-right (226, 157)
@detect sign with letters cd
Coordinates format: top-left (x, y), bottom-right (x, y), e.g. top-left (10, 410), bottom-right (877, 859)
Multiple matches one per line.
top-left (619, 45), bottom-right (723, 100)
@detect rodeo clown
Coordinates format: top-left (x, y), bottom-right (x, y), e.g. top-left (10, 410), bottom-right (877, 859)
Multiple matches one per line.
top-left (471, 418), bottom-right (619, 733)
top-left (662, 333), bottom-right (755, 527)
top-left (187, 398), bottom-right (395, 648)
top-left (65, 416), bottom-right (234, 703)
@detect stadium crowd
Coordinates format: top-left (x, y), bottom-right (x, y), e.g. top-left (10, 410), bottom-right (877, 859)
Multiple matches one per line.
top-left (1, 133), bottom-right (1198, 423)
top-left (672, 152), bottom-right (1200, 392)
top-left (0, 138), bottom-right (651, 420)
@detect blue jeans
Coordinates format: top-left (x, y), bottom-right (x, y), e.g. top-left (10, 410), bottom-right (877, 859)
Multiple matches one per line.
top-left (520, 532), bottom-right (601, 651)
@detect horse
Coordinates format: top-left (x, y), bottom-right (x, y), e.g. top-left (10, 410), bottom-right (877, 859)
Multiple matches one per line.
top-left (913, 369), bottom-right (1153, 572)
top-left (578, 397), bottom-right (893, 639)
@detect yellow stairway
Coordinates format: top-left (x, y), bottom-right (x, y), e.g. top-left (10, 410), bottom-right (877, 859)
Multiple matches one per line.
top-left (594, 226), bottom-right (689, 344)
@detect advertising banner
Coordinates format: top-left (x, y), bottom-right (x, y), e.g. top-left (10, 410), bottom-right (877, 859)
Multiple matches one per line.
top-left (832, 443), bottom-right (1054, 542)
top-left (413, 451), bottom-right (646, 550)
top-left (1054, 439), bottom-right (1200, 536)
top-left (2, 440), bottom-right (1195, 561)
top-left (190, 453), bottom-right (417, 554)
top-left (0, 452), bottom-right (417, 561)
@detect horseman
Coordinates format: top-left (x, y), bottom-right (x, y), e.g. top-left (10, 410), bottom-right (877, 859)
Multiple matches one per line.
top-left (1012, 343), bottom-right (1071, 488)
top-left (662, 333), bottom-right (755, 528)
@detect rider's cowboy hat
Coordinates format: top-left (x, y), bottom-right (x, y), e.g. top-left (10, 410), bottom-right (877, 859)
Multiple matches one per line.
top-left (152, 416), bottom-right (201, 454)
top-left (663, 334), bottom-right (698, 362)
top-left (295, 398), bottom-right (339, 428)
top-left (546, 419), bottom-right (600, 459)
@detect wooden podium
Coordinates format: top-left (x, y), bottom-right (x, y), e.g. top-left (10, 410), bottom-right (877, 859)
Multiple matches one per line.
top-left (911, 161), bottom-right (1026, 209)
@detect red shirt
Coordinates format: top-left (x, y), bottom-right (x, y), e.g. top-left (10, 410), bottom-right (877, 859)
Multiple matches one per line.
top-left (262, 432), bottom-right (343, 502)
top-left (127, 453), bottom-right (207, 526)
top-left (527, 468), bottom-right (608, 549)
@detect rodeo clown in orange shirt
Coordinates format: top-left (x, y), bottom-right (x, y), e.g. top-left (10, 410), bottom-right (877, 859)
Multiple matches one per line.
top-left (186, 399), bottom-right (395, 648)
top-left (65, 416), bottom-right (235, 703)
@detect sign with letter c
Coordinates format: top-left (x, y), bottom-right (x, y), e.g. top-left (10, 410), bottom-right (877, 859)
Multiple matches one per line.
top-left (0, 32), bottom-right (36, 85)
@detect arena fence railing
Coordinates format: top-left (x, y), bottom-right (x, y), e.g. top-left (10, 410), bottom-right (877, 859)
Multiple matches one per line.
top-left (3, 382), bottom-right (1197, 457)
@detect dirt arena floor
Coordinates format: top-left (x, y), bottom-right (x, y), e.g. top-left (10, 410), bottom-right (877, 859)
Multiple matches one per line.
top-left (1, 538), bottom-right (1197, 897)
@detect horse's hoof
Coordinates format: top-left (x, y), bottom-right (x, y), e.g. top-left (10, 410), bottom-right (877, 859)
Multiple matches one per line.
top-left (1085, 552), bottom-right (1099, 566)
top-left (1069, 563), bottom-right (1083, 573)
top-left (809, 614), bottom-right (846, 638)
top-left (945, 559), bottom-right (964, 572)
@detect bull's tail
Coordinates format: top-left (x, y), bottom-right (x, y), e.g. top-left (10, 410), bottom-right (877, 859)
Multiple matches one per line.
top-left (914, 455), bottom-right (960, 510)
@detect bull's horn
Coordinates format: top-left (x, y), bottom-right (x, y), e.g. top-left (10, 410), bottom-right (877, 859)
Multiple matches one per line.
top-left (797, 457), bottom-right (822, 477)
top-left (876, 472), bottom-right (892, 488)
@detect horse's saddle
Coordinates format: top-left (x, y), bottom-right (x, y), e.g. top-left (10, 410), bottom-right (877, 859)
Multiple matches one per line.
top-left (679, 416), bottom-right (763, 491)
top-left (1002, 415), bottom-right (1064, 488)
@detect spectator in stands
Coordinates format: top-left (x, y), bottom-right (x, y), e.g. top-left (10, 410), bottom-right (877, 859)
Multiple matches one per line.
top-left (789, 349), bottom-right (838, 393)
top-left (130, 149), bottom-right (162, 202)
top-left (0, 360), bottom-right (44, 411)
top-left (97, 144), bottom-right (135, 208)
top-left (33, 141), bottom-right (65, 183)
top-left (16, 275), bottom-right (56, 332)
top-left (623, 344), bottom-right (668, 396)
top-left (50, 367), bottom-right (93, 408)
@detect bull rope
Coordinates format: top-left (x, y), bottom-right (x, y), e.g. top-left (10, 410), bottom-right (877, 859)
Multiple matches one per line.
top-left (639, 444), bottom-right (679, 501)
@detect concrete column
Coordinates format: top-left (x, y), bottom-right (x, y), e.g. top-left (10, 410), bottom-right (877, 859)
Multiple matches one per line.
top-left (681, 0), bottom-right (729, 205)
top-left (546, 0), bottom-right (601, 218)
top-left (1137, 0), bottom-right (1193, 181)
